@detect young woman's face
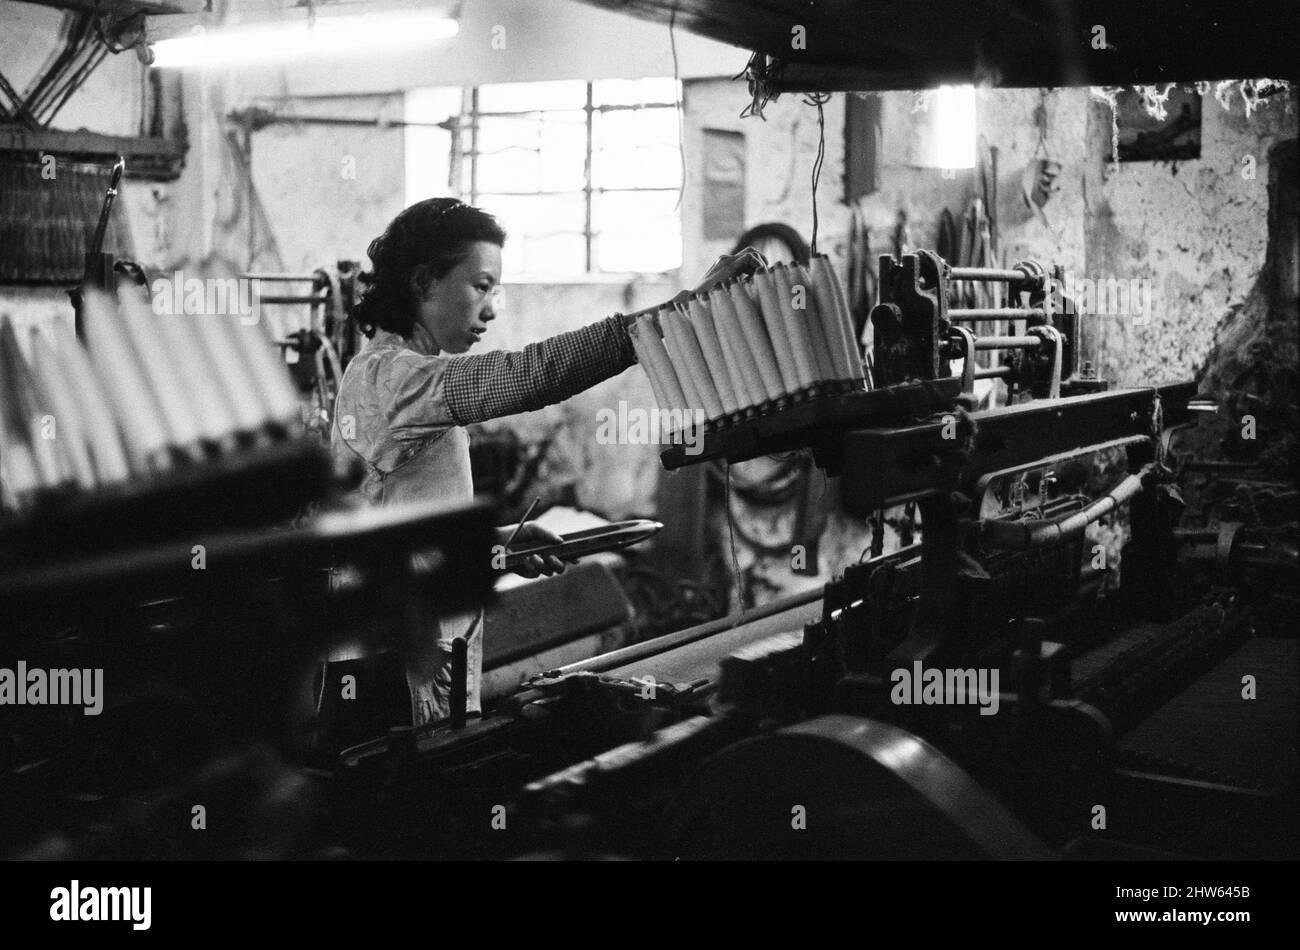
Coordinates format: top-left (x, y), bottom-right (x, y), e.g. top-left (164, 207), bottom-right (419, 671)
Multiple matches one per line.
top-left (413, 241), bottom-right (503, 354)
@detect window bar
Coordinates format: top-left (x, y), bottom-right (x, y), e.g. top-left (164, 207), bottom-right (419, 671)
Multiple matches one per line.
top-left (469, 86), bottom-right (480, 205)
top-left (465, 103), bottom-right (677, 119)
top-left (584, 82), bottom-right (595, 273)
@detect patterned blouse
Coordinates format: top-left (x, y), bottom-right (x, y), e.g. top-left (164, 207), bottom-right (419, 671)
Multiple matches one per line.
top-left (330, 315), bottom-right (635, 724)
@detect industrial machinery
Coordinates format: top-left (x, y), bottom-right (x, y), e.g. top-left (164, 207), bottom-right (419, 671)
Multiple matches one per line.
top-left (245, 263), bottom-right (365, 440)
top-left (1, 250), bottom-right (1293, 861)
top-left (317, 252), bottom-right (1297, 861)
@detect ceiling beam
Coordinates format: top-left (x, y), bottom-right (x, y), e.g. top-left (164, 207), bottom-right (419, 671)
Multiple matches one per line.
top-left (576, 0), bottom-right (1300, 89)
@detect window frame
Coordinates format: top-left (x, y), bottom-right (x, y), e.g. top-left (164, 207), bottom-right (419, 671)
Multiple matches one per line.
top-left (456, 80), bottom-right (683, 278)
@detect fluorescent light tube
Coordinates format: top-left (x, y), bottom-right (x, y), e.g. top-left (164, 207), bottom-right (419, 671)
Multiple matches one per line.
top-left (151, 11), bottom-right (458, 68)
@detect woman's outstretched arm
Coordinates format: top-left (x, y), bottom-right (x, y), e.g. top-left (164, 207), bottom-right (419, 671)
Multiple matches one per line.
top-left (441, 314), bottom-right (634, 425)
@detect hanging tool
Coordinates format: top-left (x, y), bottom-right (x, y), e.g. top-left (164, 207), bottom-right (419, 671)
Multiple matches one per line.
top-left (69, 156), bottom-right (124, 341)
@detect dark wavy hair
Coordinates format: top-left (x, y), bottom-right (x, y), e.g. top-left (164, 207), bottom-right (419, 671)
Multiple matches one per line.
top-left (353, 198), bottom-right (506, 337)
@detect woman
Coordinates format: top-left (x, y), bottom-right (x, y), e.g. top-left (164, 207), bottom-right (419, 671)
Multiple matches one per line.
top-left (332, 197), bottom-right (759, 726)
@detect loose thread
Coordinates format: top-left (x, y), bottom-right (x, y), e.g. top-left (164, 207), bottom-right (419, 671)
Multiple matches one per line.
top-left (804, 92), bottom-right (830, 256)
top-left (669, 9), bottom-right (687, 212)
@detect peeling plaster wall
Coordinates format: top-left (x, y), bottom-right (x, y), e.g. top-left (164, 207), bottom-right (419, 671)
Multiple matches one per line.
top-left (983, 89), bottom-right (1091, 288)
top-left (248, 95), bottom-right (407, 275)
top-left (681, 82), bottom-right (849, 278)
top-left (680, 85), bottom-right (1093, 298)
top-left (1084, 88), bottom-right (1297, 388)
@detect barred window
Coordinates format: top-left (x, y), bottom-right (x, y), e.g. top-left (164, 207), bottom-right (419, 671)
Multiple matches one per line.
top-left (406, 78), bottom-right (683, 279)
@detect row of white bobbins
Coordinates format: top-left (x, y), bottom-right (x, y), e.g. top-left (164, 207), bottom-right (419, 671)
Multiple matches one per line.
top-left (628, 255), bottom-right (868, 436)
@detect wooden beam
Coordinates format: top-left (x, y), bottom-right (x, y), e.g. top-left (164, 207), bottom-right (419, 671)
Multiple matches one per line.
top-left (12, 0), bottom-right (200, 16)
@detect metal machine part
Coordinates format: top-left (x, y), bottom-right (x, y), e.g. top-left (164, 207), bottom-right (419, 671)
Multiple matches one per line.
top-left (655, 715), bottom-right (1056, 860)
top-left (870, 252), bottom-right (1085, 399)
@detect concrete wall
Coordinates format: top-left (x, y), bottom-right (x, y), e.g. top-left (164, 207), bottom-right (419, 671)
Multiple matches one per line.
top-left (1084, 89), bottom-right (1297, 388)
top-left (249, 95), bottom-right (408, 275)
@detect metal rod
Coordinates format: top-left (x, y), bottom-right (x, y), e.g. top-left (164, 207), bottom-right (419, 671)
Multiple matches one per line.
top-left (974, 366), bottom-right (1012, 379)
top-left (257, 294), bottom-right (326, 304)
top-left (468, 186), bottom-right (679, 196)
top-left (974, 335), bottom-right (1041, 350)
top-left (469, 86), bottom-right (479, 205)
top-left (550, 587), bottom-right (825, 679)
top-left (255, 116), bottom-right (450, 129)
top-left (89, 156), bottom-right (125, 257)
top-left (950, 308), bottom-right (1046, 320)
top-left (452, 102), bottom-right (677, 120)
top-left (503, 496), bottom-right (541, 550)
top-left (981, 464), bottom-right (1154, 550)
top-left (948, 267), bottom-right (1024, 282)
top-left (242, 273), bottom-right (317, 281)
top-left (584, 81), bottom-right (594, 273)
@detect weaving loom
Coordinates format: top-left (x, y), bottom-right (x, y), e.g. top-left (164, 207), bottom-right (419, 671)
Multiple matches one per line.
top-left (319, 247), bottom-right (1296, 860)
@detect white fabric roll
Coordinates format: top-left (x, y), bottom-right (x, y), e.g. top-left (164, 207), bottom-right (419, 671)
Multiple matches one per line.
top-left (658, 310), bottom-right (705, 417)
top-left (753, 270), bottom-right (803, 392)
top-left (628, 318), bottom-right (675, 418)
top-left (153, 304), bottom-right (240, 440)
top-left (28, 331), bottom-right (99, 490)
top-left (0, 316), bottom-right (72, 490)
top-left (790, 262), bottom-right (840, 383)
top-left (639, 313), bottom-right (691, 413)
top-left (226, 314), bottom-right (302, 425)
top-left (663, 310), bottom-right (725, 421)
top-left (686, 296), bottom-right (741, 414)
top-left (189, 313), bottom-right (270, 431)
top-left (771, 265), bottom-right (820, 388)
top-left (119, 290), bottom-right (206, 446)
top-left (52, 330), bottom-right (134, 481)
top-left (812, 254), bottom-right (867, 383)
top-left (81, 289), bottom-right (173, 464)
top-left (727, 280), bottom-right (786, 401)
top-left (709, 287), bottom-right (765, 408)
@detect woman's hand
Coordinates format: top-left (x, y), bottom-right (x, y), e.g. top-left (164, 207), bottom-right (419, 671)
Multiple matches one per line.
top-left (665, 247), bottom-right (769, 309)
top-left (693, 246), bottom-right (768, 293)
top-left (499, 522), bottom-right (568, 578)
